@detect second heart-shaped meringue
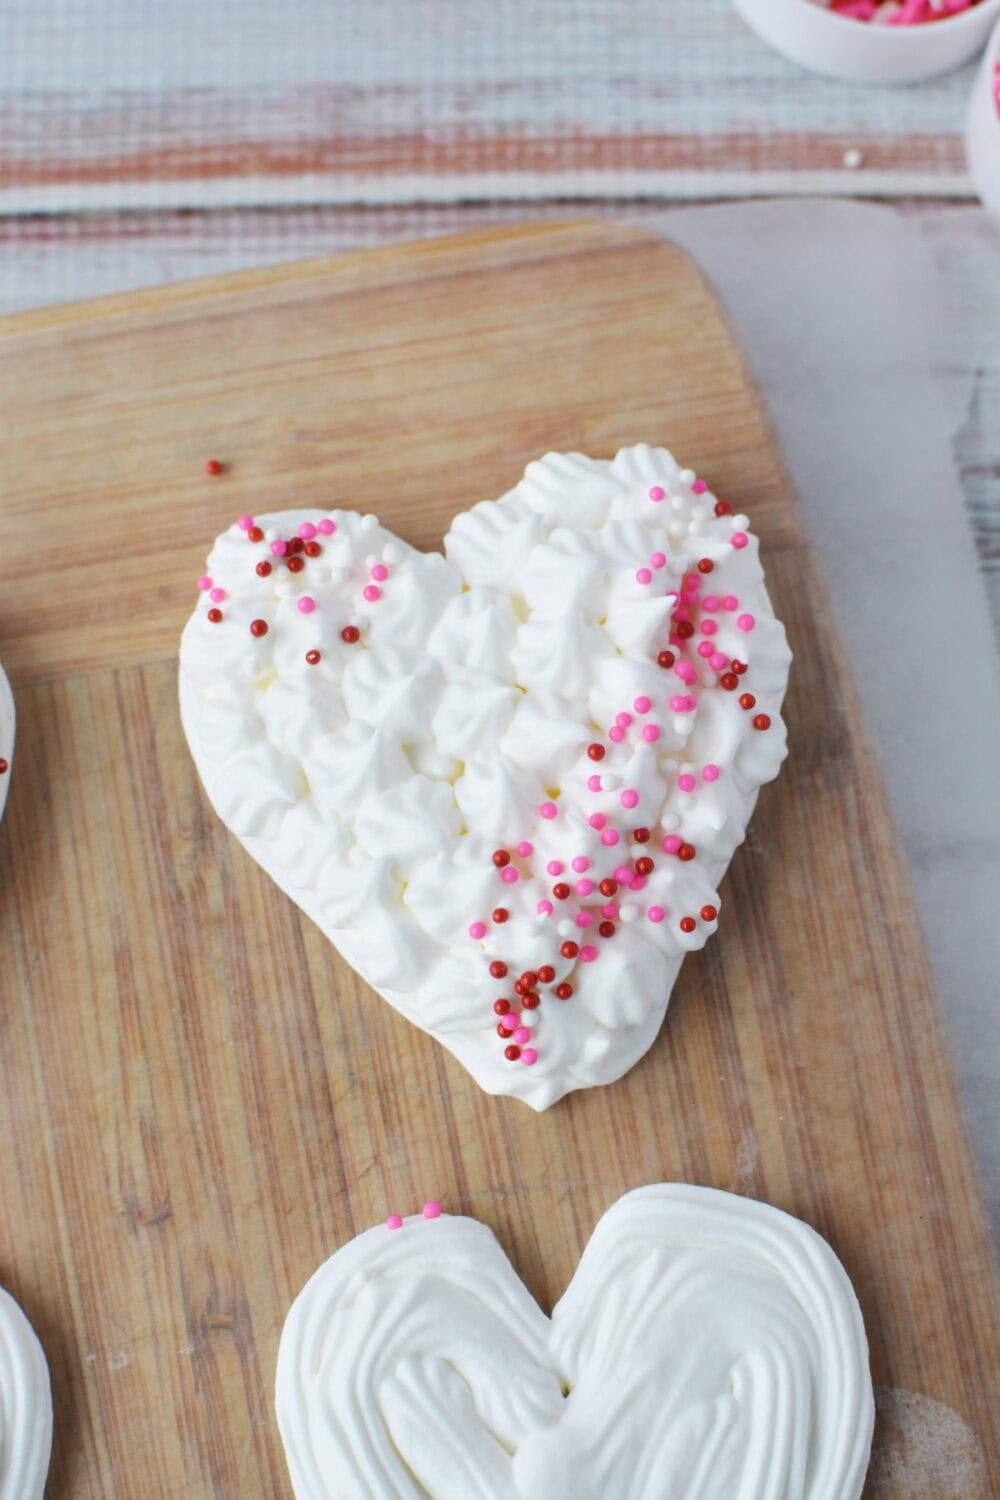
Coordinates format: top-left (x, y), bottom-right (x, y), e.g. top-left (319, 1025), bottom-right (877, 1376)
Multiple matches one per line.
top-left (180, 447), bottom-right (791, 1107)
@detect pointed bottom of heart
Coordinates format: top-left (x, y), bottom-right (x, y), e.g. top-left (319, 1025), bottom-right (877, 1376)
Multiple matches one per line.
top-left (275, 1183), bottom-right (874, 1500)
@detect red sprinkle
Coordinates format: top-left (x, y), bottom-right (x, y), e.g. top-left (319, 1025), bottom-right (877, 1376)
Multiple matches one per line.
top-left (553, 883), bottom-right (571, 901)
top-left (494, 999), bottom-right (511, 1016)
top-left (305, 649), bottom-right (321, 665)
top-left (489, 961), bottom-right (508, 979)
top-left (504, 1044), bottom-right (522, 1061)
top-left (497, 1020), bottom-right (514, 1038)
top-left (680, 916), bottom-right (697, 934)
top-left (720, 672), bottom-right (738, 691)
top-left (635, 856), bottom-right (654, 877)
top-left (701, 905), bottom-right (718, 921)
top-left (674, 620), bottom-right (695, 640)
top-left (492, 907), bottom-right (509, 924)
top-left (715, 500), bottom-right (733, 517)
top-left (204, 458), bottom-right (224, 476)
top-left (492, 849), bottom-right (511, 867)
top-left (599, 878), bottom-right (617, 897)
top-left (304, 540), bottom-right (322, 557)
top-left (521, 991), bottom-right (540, 1010)
top-left (560, 940), bottom-right (579, 959)
top-left (537, 965), bottom-right (555, 984)
top-left (753, 714), bottom-right (772, 731)
top-left (678, 843), bottom-right (696, 862)
top-left (0, 759), bottom-right (7, 774)
top-left (731, 659), bottom-right (748, 675)
top-left (555, 982), bottom-right (573, 1000)
top-left (247, 526), bottom-right (264, 543)
top-left (341, 626), bottom-right (360, 644)
top-left (697, 558), bottom-right (714, 574)
top-left (287, 555), bottom-right (305, 573)
top-left (598, 921), bottom-right (615, 938)
top-left (207, 608), bottom-right (222, 624)
top-left (739, 693), bottom-right (756, 711)
top-left (657, 649), bottom-right (676, 669)
top-left (587, 743), bottom-right (606, 761)
top-left (633, 827), bottom-right (651, 844)
top-left (520, 970), bottom-right (538, 989)
top-left (249, 619), bottom-right (268, 638)
top-left (256, 560), bottom-right (272, 577)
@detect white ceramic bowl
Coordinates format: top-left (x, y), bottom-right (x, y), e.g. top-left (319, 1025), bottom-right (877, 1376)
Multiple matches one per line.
top-left (966, 14), bottom-right (1000, 214)
top-left (0, 662), bottom-right (14, 824)
top-left (735, 0), bottom-right (1000, 85)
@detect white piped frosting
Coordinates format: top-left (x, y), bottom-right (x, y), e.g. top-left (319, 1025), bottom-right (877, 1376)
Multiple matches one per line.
top-left (0, 1287), bottom-right (52, 1500)
top-left (0, 663), bottom-right (13, 825)
top-left (179, 447), bottom-right (791, 1108)
top-left (275, 1185), bottom-right (873, 1500)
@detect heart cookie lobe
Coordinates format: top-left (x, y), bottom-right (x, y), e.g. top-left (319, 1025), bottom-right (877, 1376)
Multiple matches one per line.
top-left (275, 1185), bottom-right (873, 1500)
top-left (0, 1286), bottom-right (53, 1500)
top-left (180, 447), bottom-right (791, 1107)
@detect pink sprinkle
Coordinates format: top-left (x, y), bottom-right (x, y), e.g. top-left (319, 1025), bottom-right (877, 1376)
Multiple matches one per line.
top-left (422, 1201), bottom-right (442, 1220)
top-left (697, 642), bottom-right (713, 659)
top-left (501, 866), bottom-right (519, 884)
top-left (197, 576), bottom-right (213, 591)
top-left (298, 596), bottom-right (316, 614)
top-left (648, 485), bottom-right (665, 502)
top-left (670, 695), bottom-right (688, 712)
top-left (701, 620), bottom-right (717, 636)
top-left (616, 712), bottom-right (632, 728)
top-left (642, 724), bottom-right (661, 743)
top-left (601, 902), bottom-right (618, 919)
top-left (703, 764), bottom-right (720, 782)
top-left (298, 522), bottom-right (317, 541)
top-left (386, 1214), bottom-right (403, 1231)
top-left (647, 906), bottom-right (665, 923)
top-left (678, 773), bottom-right (696, 792)
top-left (663, 835), bottom-right (682, 854)
top-left (371, 563), bottom-right (389, 582)
top-left (703, 595), bottom-right (720, 612)
top-left (238, 516), bottom-right (254, 532)
top-left (271, 540), bottom-right (288, 557)
top-left (537, 899), bottom-right (553, 915)
top-left (710, 651), bottom-right (728, 670)
top-left (723, 595), bottom-right (738, 610)
top-left (363, 584), bottom-right (382, 602)
top-left (469, 921), bottom-right (487, 939)
top-left (580, 946), bottom-right (598, 963)
top-left (571, 856), bottom-right (590, 873)
top-left (318, 519), bottom-right (336, 535)
top-left (676, 661), bottom-right (697, 685)
top-left (512, 1027), bottom-right (530, 1045)
top-left (609, 726), bottom-right (625, 743)
top-left (692, 479), bottom-right (707, 494)
top-left (516, 841), bottom-right (533, 857)
top-left (630, 876), bottom-right (646, 891)
top-left (614, 865), bottom-right (633, 884)
top-left (635, 568), bottom-right (652, 586)
top-left (588, 813), bottom-right (606, 831)
top-left (587, 774), bottom-right (603, 792)
top-left (620, 789), bottom-right (639, 809)
top-left (575, 911), bottom-right (593, 928)
top-left (634, 695), bottom-right (651, 714)
top-left (547, 860), bottom-right (564, 876)
top-left (600, 828), bottom-right (620, 846)
top-left (737, 613), bottom-right (755, 632)
top-left (540, 802), bottom-right (557, 820)
top-left (521, 1048), bottom-right (538, 1066)
top-left (649, 552), bottom-right (666, 570)
top-left (576, 879), bottom-right (594, 896)
top-left (209, 587), bottom-right (226, 603)
top-left (731, 532), bottom-right (749, 550)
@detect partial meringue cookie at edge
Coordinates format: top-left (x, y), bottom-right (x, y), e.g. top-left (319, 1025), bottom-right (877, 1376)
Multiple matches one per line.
top-left (179, 447), bottom-right (791, 1108)
top-left (275, 1184), bottom-right (874, 1500)
top-left (0, 1286), bottom-right (53, 1500)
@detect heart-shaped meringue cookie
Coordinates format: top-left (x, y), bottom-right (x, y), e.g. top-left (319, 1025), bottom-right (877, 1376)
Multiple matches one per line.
top-left (180, 447), bottom-right (790, 1108)
top-left (0, 1286), bottom-right (53, 1500)
top-left (0, 663), bottom-right (14, 826)
top-left (276, 1184), bottom-right (873, 1500)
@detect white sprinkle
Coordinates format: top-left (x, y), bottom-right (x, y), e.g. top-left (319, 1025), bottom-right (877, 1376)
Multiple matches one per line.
top-left (383, 542), bottom-right (404, 565)
top-left (660, 811), bottom-right (681, 831)
top-left (619, 904), bottom-right (638, 924)
top-left (843, 148), bottom-right (865, 171)
top-left (360, 514), bottom-right (378, 532)
top-left (678, 468), bottom-right (696, 486)
top-left (264, 527), bottom-right (278, 542)
top-left (557, 919), bottom-right (576, 939)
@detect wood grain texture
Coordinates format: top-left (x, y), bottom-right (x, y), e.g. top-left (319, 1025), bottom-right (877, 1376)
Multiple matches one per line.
top-left (0, 0), bottom-right (977, 213)
top-left (0, 219), bottom-right (997, 1497)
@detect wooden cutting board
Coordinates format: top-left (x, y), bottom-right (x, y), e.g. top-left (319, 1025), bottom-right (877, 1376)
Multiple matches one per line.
top-left (0, 220), bottom-right (997, 1498)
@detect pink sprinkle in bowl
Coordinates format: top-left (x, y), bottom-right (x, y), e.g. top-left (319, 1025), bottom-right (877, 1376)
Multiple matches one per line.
top-left (966, 14), bottom-right (1000, 214)
top-left (734, 0), bottom-right (1000, 84)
